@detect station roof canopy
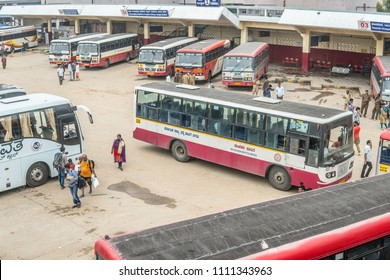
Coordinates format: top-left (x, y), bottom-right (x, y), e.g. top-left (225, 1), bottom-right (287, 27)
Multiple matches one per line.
top-left (0, 4), bottom-right (240, 28)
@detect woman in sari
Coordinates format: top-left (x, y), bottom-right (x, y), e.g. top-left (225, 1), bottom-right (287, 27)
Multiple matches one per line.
top-left (111, 134), bottom-right (126, 170)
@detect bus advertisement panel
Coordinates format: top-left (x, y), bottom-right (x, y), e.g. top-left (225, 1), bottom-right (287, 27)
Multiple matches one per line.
top-left (0, 94), bottom-right (93, 192)
top-left (222, 42), bottom-right (269, 87)
top-left (48, 33), bottom-right (106, 65)
top-left (133, 82), bottom-right (354, 191)
top-left (94, 174), bottom-right (390, 260)
top-left (376, 128), bottom-right (390, 175)
top-left (0, 25), bottom-right (38, 52)
top-left (371, 56), bottom-right (390, 102)
top-left (138, 37), bottom-right (198, 77)
top-left (76, 33), bottom-right (140, 69)
top-left (175, 39), bottom-right (231, 81)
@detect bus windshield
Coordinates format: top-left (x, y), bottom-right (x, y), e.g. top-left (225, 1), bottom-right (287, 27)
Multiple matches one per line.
top-left (175, 53), bottom-right (203, 67)
top-left (223, 57), bottom-right (254, 72)
top-left (77, 43), bottom-right (98, 54)
top-left (49, 42), bottom-right (69, 54)
top-left (138, 49), bottom-right (164, 64)
top-left (323, 119), bottom-right (354, 166)
top-left (383, 78), bottom-right (390, 93)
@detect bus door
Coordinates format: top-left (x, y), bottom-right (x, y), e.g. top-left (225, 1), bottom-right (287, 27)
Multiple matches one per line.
top-left (377, 138), bottom-right (390, 174)
top-left (286, 135), bottom-right (307, 169)
top-left (58, 113), bottom-right (82, 156)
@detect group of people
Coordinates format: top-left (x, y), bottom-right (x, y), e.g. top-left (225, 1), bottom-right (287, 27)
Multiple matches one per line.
top-left (171, 70), bottom-right (196, 85)
top-left (54, 134), bottom-right (126, 208)
top-left (252, 77), bottom-right (285, 100)
top-left (56, 61), bottom-right (80, 85)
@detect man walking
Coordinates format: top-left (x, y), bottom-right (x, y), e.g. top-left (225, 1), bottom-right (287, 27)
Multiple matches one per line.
top-left (360, 89), bottom-right (371, 118)
top-left (371, 94), bottom-right (382, 120)
top-left (252, 78), bottom-right (260, 96)
top-left (67, 62), bottom-right (73, 81)
top-left (54, 146), bottom-right (67, 189)
top-left (64, 163), bottom-right (81, 208)
top-left (275, 82), bottom-right (285, 100)
top-left (353, 121), bottom-right (361, 156)
top-left (57, 65), bottom-right (64, 85)
top-left (361, 140), bottom-right (373, 178)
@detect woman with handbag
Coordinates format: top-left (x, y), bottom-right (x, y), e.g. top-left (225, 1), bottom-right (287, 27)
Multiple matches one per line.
top-left (111, 134), bottom-right (126, 171)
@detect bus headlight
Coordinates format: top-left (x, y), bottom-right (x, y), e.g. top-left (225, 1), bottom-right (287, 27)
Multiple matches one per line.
top-left (325, 171), bottom-right (336, 179)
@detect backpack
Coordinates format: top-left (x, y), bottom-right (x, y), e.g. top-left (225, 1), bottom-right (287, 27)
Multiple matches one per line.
top-left (77, 176), bottom-right (87, 189)
top-left (53, 152), bottom-right (62, 170)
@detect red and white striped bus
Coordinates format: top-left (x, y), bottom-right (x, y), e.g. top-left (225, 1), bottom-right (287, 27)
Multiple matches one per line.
top-left (175, 39), bottom-right (231, 82)
top-left (222, 42), bottom-right (269, 87)
top-left (48, 33), bottom-right (105, 65)
top-left (76, 33), bottom-right (140, 68)
top-left (94, 174), bottom-right (390, 260)
top-left (138, 37), bottom-right (198, 77)
top-left (133, 82), bottom-right (354, 191)
top-left (371, 56), bottom-right (390, 102)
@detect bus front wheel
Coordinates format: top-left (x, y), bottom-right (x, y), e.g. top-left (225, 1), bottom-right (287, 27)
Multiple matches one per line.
top-left (26, 162), bottom-right (49, 187)
top-left (171, 141), bottom-right (190, 162)
top-left (104, 59), bottom-right (110, 69)
top-left (268, 166), bottom-right (291, 191)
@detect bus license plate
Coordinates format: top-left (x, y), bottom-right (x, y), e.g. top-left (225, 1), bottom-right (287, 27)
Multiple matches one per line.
top-left (147, 72), bottom-right (154, 76)
top-left (234, 82), bottom-right (241, 85)
top-left (338, 162), bottom-right (348, 176)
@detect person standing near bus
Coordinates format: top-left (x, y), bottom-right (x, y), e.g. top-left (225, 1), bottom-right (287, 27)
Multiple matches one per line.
top-left (371, 95), bottom-right (382, 120)
top-left (353, 121), bottom-right (361, 156)
top-left (262, 77), bottom-right (269, 97)
top-left (67, 62), bottom-right (73, 81)
top-left (165, 74), bottom-right (171, 82)
top-left (55, 146), bottom-right (67, 189)
top-left (182, 72), bottom-right (190, 84)
top-left (380, 104), bottom-right (388, 130)
top-left (343, 90), bottom-right (351, 110)
top-left (78, 154), bottom-right (96, 197)
top-left (360, 89), bottom-right (371, 118)
top-left (361, 140), bottom-right (373, 178)
top-left (275, 82), bottom-right (285, 100)
top-left (252, 78), bottom-right (260, 96)
top-left (189, 73), bottom-right (196, 85)
top-left (10, 44), bottom-right (15, 57)
top-left (264, 84), bottom-right (272, 98)
top-left (57, 65), bottom-right (64, 85)
top-left (64, 163), bottom-right (81, 208)
top-left (174, 70), bottom-right (181, 83)
top-left (111, 134), bottom-right (126, 171)
top-left (75, 63), bottom-right (80, 81)
top-left (1, 55), bottom-right (7, 69)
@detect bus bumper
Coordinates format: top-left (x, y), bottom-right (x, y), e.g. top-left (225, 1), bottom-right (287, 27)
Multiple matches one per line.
top-left (138, 71), bottom-right (166, 76)
top-left (223, 80), bottom-right (253, 87)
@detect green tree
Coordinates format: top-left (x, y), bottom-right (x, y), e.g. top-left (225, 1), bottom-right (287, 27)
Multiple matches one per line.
top-left (377, 0), bottom-right (390, 12)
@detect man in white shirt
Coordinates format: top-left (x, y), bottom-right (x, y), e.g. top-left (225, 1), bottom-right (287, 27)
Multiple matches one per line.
top-left (275, 82), bottom-right (285, 100)
top-left (361, 140), bottom-right (373, 178)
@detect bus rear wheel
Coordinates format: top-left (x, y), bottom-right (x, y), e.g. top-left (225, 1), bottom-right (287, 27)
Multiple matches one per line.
top-left (26, 162), bottom-right (49, 187)
top-left (104, 59), bottom-right (110, 69)
top-left (171, 141), bottom-right (190, 162)
top-left (208, 71), bottom-right (212, 82)
top-left (126, 54), bottom-right (131, 62)
top-left (268, 166), bottom-right (291, 191)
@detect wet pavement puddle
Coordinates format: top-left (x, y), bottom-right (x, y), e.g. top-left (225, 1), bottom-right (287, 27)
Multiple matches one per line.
top-left (108, 181), bottom-right (176, 208)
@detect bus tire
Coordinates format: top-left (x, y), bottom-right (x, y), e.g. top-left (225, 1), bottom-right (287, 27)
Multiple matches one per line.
top-left (104, 59), bottom-right (110, 69)
top-left (268, 166), bottom-right (291, 191)
top-left (170, 67), bottom-right (174, 77)
top-left (208, 71), bottom-right (212, 82)
top-left (171, 140), bottom-right (190, 162)
top-left (126, 53), bottom-right (131, 62)
top-left (26, 162), bottom-right (49, 188)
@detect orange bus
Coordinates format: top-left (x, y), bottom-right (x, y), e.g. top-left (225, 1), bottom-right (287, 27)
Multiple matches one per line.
top-left (175, 39), bottom-right (231, 82)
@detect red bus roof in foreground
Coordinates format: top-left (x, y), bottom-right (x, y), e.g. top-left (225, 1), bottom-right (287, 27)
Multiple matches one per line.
top-left (380, 128), bottom-right (390, 140)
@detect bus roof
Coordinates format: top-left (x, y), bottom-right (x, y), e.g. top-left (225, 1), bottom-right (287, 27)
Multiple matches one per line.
top-left (97, 173), bottom-right (390, 260)
top-left (373, 56), bottom-right (390, 75)
top-left (0, 93), bottom-right (70, 116)
top-left (136, 82), bottom-right (351, 123)
top-left (78, 33), bottom-right (138, 44)
top-left (380, 128), bottom-right (390, 140)
top-left (140, 37), bottom-right (198, 50)
top-left (177, 39), bottom-right (230, 53)
top-left (224, 42), bottom-right (268, 57)
top-left (50, 33), bottom-right (107, 44)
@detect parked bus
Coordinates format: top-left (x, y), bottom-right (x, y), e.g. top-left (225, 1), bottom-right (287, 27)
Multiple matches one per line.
top-left (0, 25), bottom-right (38, 52)
top-left (371, 56), bottom-right (390, 102)
top-left (175, 39), bottom-right (231, 82)
top-left (95, 174), bottom-right (390, 260)
top-left (133, 82), bottom-right (354, 191)
top-left (376, 128), bottom-right (390, 175)
top-left (222, 42), bottom-right (269, 87)
top-left (138, 37), bottom-right (198, 77)
top-left (48, 33), bottom-right (106, 65)
top-left (76, 33), bottom-right (140, 69)
top-left (0, 94), bottom-right (93, 192)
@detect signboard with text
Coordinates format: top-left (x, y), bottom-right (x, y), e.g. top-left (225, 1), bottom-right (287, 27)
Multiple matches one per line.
top-left (196, 0), bottom-right (220, 7)
top-left (127, 10), bottom-right (169, 17)
top-left (358, 20), bottom-right (390, 33)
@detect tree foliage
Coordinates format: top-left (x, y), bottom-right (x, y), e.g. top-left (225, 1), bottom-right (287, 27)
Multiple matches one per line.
top-left (377, 0), bottom-right (390, 12)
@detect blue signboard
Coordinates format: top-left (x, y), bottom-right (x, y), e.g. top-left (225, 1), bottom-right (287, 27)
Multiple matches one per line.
top-left (370, 21), bottom-right (390, 33)
top-left (127, 10), bottom-right (169, 17)
top-left (196, 0), bottom-right (220, 7)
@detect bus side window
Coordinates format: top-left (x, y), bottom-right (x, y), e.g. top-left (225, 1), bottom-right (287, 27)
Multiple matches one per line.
top-left (307, 138), bottom-right (319, 167)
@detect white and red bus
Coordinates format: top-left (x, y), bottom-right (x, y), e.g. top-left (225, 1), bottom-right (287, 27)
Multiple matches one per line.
top-left (175, 39), bottom-right (231, 81)
top-left (222, 42), bottom-right (269, 87)
top-left (48, 33), bottom-right (105, 65)
top-left (76, 33), bottom-right (140, 69)
top-left (0, 25), bottom-right (38, 52)
top-left (371, 56), bottom-right (390, 102)
top-left (138, 37), bottom-right (198, 77)
top-left (376, 128), bottom-right (390, 175)
top-left (94, 174), bottom-right (390, 260)
top-left (133, 82), bottom-right (354, 191)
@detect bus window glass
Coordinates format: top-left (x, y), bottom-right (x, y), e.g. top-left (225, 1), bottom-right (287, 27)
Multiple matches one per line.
top-left (307, 138), bottom-right (320, 167)
top-left (175, 53), bottom-right (203, 67)
top-left (136, 90), bottom-right (159, 120)
top-left (223, 57), bottom-right (254, 72)
top-left (78, 43), bottom-right (98, 54)
top-left (347, 239), bottom-right (381, 259)
top-left (266, 116), bottom-right (287, 150)
top-left (49, 42), bottom-right (69, 54)
top-left (138, 49), bottom-right (164, 64)
top-left (380, 140), bottom-right (390, 165)
top-left (323, 123), bottom-right (353, 166)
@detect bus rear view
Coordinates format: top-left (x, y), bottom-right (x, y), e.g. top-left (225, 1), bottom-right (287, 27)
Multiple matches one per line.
top-left (371, 56), bottom-right (390, 101)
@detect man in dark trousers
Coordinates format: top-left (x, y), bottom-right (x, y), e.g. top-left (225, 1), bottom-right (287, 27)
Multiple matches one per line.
top-left (361, 140), bottom-right (373, 178)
